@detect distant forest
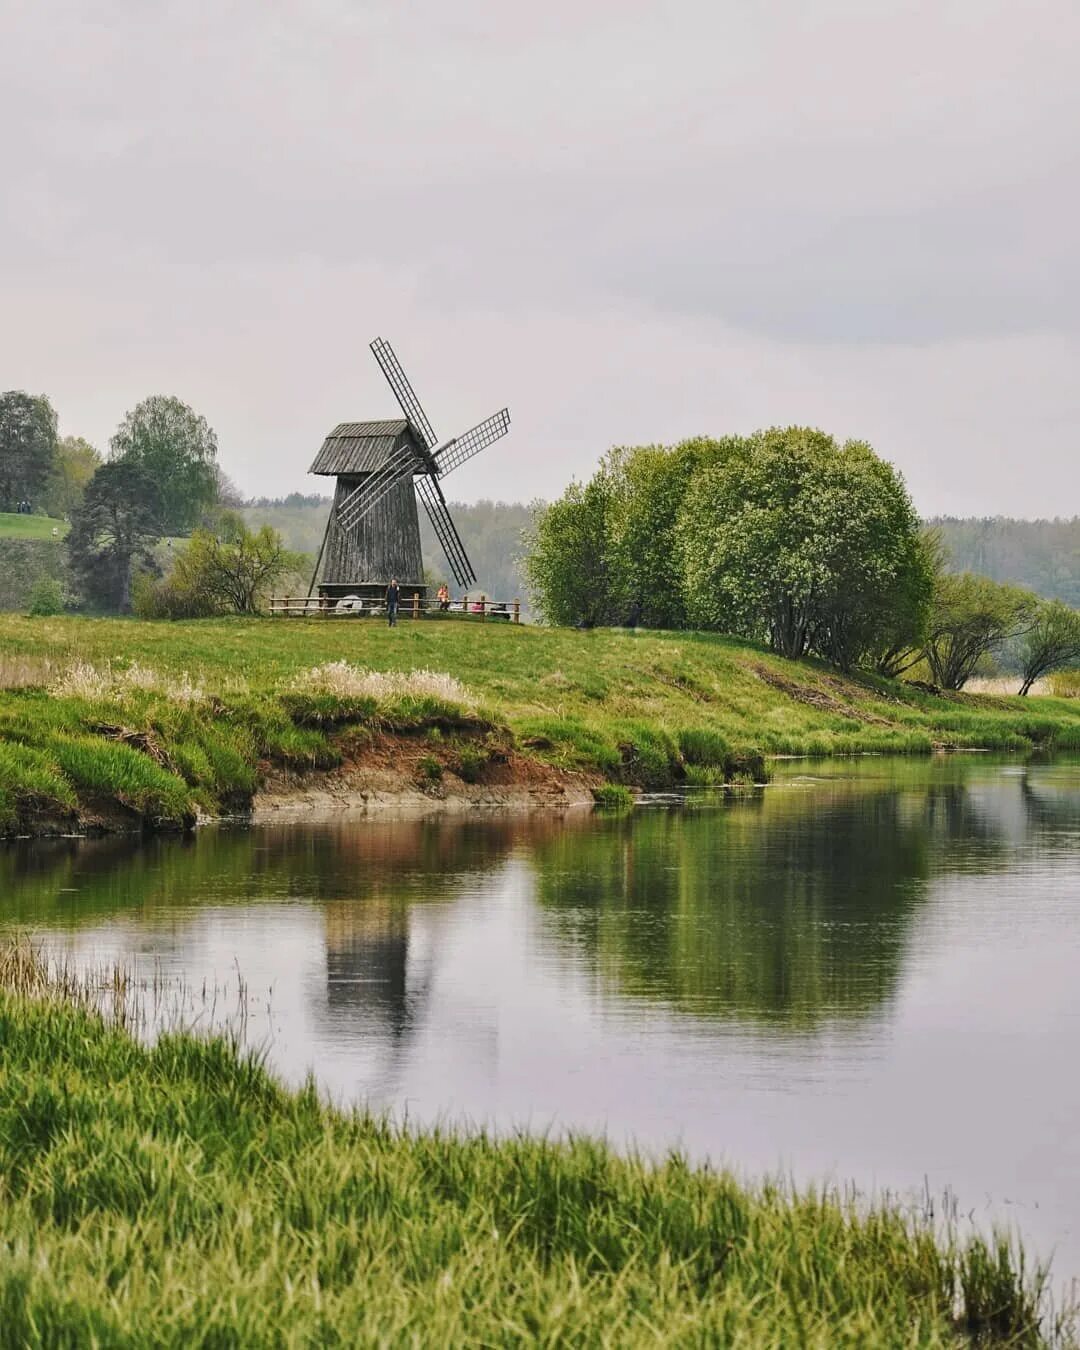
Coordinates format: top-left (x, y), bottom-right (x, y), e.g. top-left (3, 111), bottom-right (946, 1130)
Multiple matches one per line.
top-left (241, 498), bottom-right (1080, 610)
top-left (242, 496), bottom-right (533, 603)
top-left (930, 517), bottom-right (1080, 607)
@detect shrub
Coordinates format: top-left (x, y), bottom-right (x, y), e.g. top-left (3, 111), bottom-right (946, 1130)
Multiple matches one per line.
top-left (132, 569), bottom-right (222, 620)
top-left (26, 576), bottom-right (65, 617)
top-left (455, 744), bottom-right (488, 783)
top-left (592, 782), bottom-right (634, 809)
top-left (418, 754), bottom-right (443, 783)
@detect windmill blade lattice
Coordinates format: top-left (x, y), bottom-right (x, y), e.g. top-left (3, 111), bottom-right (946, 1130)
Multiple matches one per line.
top-left (434, 408), bottom-right (510, 478)
top-left (370, 338), bottom-right (438, 450)
top-left (415, 475), bottom-right (476, 587)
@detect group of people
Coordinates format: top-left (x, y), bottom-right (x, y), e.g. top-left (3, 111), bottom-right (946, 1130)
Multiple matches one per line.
top-left (382, 581), bottom-right (510, 627)
top-left (12, 499), bottom-right (34, 515)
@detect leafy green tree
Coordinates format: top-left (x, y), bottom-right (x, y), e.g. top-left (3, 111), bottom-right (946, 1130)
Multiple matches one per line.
top-left (0, 392), bottom-right (58, 512)
top-left (110, 395), bottom-right (219, 533)
top-left (922, 573), bottom-right (1038, 690)
top-left (678, 428), bottom-right (924, 662)
top-left (1015, 600), bottom-right (1080, 695)
top-left (41, 435), bottom-right (102, 518)
top-left (604, 438), bottom-right (740, 629)
top-left (870, 530), bottom-right (943, 677)
top-left (67, 462), bottom-right (162, 612)
top-left (166, 513), bottom-right (303, 615)
top-left (523, 478), bottom-right (616, 627)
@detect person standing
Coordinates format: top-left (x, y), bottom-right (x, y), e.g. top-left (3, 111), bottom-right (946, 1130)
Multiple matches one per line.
top-left (436, 583), bottom-right (450, 612)
top-left (386, 577), bottom-right (400, 627)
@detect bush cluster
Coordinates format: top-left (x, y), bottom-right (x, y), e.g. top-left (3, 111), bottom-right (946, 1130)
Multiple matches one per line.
top-left (525, 428), bottom-right (1080, 691)
top-left (525, 428), bottom-right (934, 670)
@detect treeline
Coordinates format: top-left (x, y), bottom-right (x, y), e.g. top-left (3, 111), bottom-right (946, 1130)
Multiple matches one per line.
top-left (932, 516), bottom-right (1080, 607)
top-left (525, 430), bottom-right (1080, 694)
top-left (1, 389), bottom-right (300, 617)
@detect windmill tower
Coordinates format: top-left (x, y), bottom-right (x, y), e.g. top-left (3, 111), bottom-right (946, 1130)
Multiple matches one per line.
top-left (309, 339), bottom-right (510, 603)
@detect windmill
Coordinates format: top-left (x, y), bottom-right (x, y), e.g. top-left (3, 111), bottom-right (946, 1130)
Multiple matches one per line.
top-left (308, 339), bottom-right (510, 603)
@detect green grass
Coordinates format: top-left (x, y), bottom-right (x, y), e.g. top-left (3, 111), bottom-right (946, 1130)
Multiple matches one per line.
top-left (0, 943), bottom-right (1065, 1347)
top-left (0, 511), bottom-right (67, 541)
top-left (1, 614), bottom-right (1080, 834)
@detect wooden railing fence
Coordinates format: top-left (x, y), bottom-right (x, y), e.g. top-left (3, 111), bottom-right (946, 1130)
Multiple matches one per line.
top-left (269, 594), bottom-right (521, 623)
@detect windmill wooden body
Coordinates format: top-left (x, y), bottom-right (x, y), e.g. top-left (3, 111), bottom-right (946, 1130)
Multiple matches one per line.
top-left (309, 339), bottom-right (510, 603)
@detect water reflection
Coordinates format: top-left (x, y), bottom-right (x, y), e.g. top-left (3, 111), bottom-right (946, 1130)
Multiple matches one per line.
top-left (2, 757), bottom-right (1079, 1283)
top-left (1, 759), bottom-right (1075, 1040)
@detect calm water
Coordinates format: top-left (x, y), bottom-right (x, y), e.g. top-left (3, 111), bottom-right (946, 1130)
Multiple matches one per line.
top-left (3, 755), bottom-right (1079, 1284)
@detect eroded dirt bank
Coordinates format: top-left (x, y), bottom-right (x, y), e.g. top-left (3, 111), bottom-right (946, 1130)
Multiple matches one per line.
top-left (6, 732), bottom-right (598, 839)
top-left (252, 733), bottom-right (597, 822)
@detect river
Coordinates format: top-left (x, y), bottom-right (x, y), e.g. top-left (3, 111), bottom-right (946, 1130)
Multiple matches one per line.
top-left (3, 754), bottom-right (1079, 1290)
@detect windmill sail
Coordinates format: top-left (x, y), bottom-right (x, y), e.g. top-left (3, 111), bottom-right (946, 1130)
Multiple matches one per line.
top-left (433, 408), bottom-right (510, 478)
top-left (336, 440), bottom-right (420, 536)
top-left (415, 475), bottom-right (476, 587)
top-left (370, 338), bottom-right (438, 450)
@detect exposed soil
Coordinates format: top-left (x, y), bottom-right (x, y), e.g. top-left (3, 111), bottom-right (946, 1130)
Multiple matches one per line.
top-left (2, 732), bottom-right (598, 841)
top-left (751, 664), bottom-right (896, 727)
top-left (253, 731), bottom-right (597, 822)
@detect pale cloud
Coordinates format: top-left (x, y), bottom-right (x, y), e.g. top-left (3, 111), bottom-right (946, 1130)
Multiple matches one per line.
top-left (1, 0), bottom-right (1077, 514)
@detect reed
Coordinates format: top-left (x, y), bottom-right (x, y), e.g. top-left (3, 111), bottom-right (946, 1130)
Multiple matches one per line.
top-left (0, 937), bottom-right (1069, 1348)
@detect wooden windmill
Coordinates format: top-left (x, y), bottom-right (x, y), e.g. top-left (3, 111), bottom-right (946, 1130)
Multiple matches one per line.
top-left (309, 338), bottom-right (510, 602)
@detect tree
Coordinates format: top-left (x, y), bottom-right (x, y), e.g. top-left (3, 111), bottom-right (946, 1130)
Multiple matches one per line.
top-left (213, 465), bottom-right (244, 509)
top-left (41, 435), bottom-right (102, 518)
top-left (678, 428), bottom-right (925, 662)
top-left (110, 396), bottom-right (219, 533)
top-left (0, 391), bottom-right (57, 512)
top-left (523, 478), bottom-right (615, 627)
top-left (922, 573), bottom-right (1038, 691)
top-left (604, 438), bottom-right (739, 629)
top-left (67, 462), bottom-right (162, 612)
top-left (166, 514), bottom-right (302, 615)
top-left (871, 530), bottom-right (943, 677)
top-left (1015, 600), bottom-right (1080, 695)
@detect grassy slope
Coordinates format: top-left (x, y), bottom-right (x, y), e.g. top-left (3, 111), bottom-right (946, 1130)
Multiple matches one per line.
top-left (1, 614), bottom-right (1079, 832)
top-left (0, 955), bottom-right (1057, 1347)
top-left (0, 512), bottom-right (67, 541)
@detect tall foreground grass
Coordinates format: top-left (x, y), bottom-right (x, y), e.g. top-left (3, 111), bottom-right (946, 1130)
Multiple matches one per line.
top-left (0, 941), bottom-right (1069, 1348)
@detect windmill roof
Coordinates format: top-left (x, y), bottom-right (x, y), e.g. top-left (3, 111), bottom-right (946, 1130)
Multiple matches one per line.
top-left (309, 419), bottom-right (415, 475)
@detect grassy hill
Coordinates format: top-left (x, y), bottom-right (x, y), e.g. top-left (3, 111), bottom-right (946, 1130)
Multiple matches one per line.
top-left (1, 614), bottom-right (1079, 835)
top-left (0, 511), bottom-right (68, 541)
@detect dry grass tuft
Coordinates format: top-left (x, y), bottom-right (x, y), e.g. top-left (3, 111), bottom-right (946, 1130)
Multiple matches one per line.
top-left (0, 653), bottom-right (58, 689)
top-left (293, 661), bottom-right (477, 710)
top-left (49, 660), bottom-right (208, 704)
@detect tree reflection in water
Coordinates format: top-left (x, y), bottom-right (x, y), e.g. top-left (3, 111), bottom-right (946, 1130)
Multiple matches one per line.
top-left (530, 769), bottom-right (1032, 1029)
top-left (1, 759), bottom-right (1077, 1044)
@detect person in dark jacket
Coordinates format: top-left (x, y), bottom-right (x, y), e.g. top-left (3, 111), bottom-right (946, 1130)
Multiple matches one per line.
top-left (386, 578), bottom-right (400, 627)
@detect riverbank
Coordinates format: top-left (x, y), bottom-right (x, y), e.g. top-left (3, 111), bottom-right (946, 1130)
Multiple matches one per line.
top-left (0, 938), bottom-right (1065, 1348)
top-left (2, 614), bottom-right (1080, 836)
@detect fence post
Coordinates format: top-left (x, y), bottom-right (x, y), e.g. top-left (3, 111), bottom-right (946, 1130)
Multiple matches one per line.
top-left (412, 591), bottom-right (420, 620)
top-left (480, 594), bottom-right (486, 622)
top-left (512, 598), bottom-right (520, 624)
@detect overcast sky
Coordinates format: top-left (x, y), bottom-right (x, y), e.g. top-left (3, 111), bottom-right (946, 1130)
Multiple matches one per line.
top-left (2, 0), bottom-right (1077, 515)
